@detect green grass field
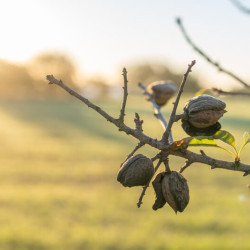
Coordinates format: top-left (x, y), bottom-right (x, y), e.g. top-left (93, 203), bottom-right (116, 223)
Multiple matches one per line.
top-left (0, 95), bottom-right (249, 250)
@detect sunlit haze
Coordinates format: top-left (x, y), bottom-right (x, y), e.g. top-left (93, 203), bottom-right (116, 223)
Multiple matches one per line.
top-left (1, 0), bottom-right (250, 88)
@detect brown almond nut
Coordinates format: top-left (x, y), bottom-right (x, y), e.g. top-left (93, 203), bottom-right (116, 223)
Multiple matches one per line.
top-left (117, 154), bottom-right (154, 187)
top-left (152, 172), bottom-right (167, 210)
top-left (182, 95), bottom-right (226, 136)
top-left (161, 171), bottom-right (189, 213)
top-left (147, 81), bottom-right (177, 106)
top-left (181, 120), bottom-right (221, 136)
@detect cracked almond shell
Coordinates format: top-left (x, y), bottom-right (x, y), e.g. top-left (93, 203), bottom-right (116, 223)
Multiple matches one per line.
top-left (161, 171), bottom-right (190, 213)
top-left (182, 95), bottom-right (226, 136)
top-left (147, 81), bottom-right (177, 106)
top-left (152, 172), bottom-right (167, 210)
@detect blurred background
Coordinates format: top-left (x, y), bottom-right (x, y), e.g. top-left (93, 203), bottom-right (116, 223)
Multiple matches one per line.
top-left (0, 0), bottom-right (250, 249)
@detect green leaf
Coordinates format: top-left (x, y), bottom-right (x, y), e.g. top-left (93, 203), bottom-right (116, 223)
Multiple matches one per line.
top-left (171, 135), bottom-right (237, 159)
top-left (213, 130), bottom-right (236, 149)
top-left (238, 132), bottom-right (250, 157)
top-left (188, 137), bottom-right (218, 147)
top-left (186, 136), bottom-right (237, 159)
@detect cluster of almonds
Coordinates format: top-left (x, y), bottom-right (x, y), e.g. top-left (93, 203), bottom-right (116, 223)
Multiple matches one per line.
top-left (152, 171), bottom-right (189, 213)
top-left (147, 81), bottom-right (226, 136)
top-left (117, 81), bottom-right (227, 213)
top-left (117, 154), bottom-right (190, 213)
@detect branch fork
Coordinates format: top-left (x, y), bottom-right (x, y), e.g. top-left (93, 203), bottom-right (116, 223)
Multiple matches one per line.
top-left (46, 60), bottom-right (250, 209)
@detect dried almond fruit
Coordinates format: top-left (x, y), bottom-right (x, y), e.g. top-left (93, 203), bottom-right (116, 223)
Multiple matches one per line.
top-left (182, 95), bottom-right (226, 136)
top-left (147, 81), bottom-right (177, 106)
top-left (117, 154), bottom-right (154, 187)
top-left (161, 171), bottom-right (190, 213)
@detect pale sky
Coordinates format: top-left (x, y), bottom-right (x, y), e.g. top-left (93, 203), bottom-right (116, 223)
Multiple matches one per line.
top-left (0, 0), bottom-right (250, 88)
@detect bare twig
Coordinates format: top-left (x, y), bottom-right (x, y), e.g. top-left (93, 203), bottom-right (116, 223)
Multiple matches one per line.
top-left (243, 172), bottom-right (250, 176)
top-left (211, 88), bottom-right (250, 96)
top-left (174, 113), bottom-right (188, 122)
top-left (230, 0), bottom-right (250, 14)
top-left (171, 149), bottom-right (250, 173)
top-left (137, 158), bottom-right (162, 208)
top-left (138, 82), bottom-right (151, 99)
top-left (176, 18), bottom-right (250, 89)
top-left (47, 68), bottom-right (250, 176)
top-left (134, 113), bottom-right (143, 133)
top-left (151, 153), bottom-right (161, 162)
top-left (46, 75), bottom-right (165, 150)
top-left (120, 141), bottom-right (145, 167)
top-left (161, 149), bottom-right (171, 173)
top-left (179, 160), bottom-right (193, 173)
top-left (163, 157), bottom-right (171, 173)
top-left (161, 60), bottom-right (196, 144)
top-left (138, 82), bottom-right (173, 143)
top-left (47, 74), bottom-right (250, 175)
top-left (118, 68), bottom-right (128, 124)
top-left (47, 75), bottom-right (117, 124)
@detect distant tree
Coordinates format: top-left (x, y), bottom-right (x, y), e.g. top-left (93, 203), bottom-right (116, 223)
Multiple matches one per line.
top-left (127, 62), bottom-right (201, 93)
top-left (0, 53), bottom-right (80, 99)
top-left (0, 59), bottom-right (34, 98)
top-left (28, 52), bottom-right (79, 97)
top-left (83, 77), bottom-right (109, 98)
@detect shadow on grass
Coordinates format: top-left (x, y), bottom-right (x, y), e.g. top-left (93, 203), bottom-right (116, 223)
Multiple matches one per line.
top-left (2, 99), bottom-right (249, 143)
top-left (0, 99), bottom-right (131, 144)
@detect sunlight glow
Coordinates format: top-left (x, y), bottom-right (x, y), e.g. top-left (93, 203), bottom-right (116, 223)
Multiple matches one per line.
top-left (0, 0), bottom-right (249, 88)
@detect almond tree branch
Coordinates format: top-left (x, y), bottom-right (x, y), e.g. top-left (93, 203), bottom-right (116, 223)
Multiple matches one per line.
top-left (211, 88), bottom-right (250, 96)
top-left (161, 60), bottom-right (196, 144)
top-left (46, 71), bottom-right (250, 176)
top-left (171, 148), bottom-right (250, 174)
top-left (230, 0), bottom-right (250, 14)
top-left (46, 75), bottom-right (165, 150)
top-left (118, 68), bottom-right (128, 124)
top-left (120, 141), bottom-right (145, 167)
top-left (134, 112), bottom-right (143, 133)
top-left (176, 18), bottom-right (250, 89)
top-left (138, 82), bottom-right (173, 143)
top-left (179, 160), bottom-right (193, 173)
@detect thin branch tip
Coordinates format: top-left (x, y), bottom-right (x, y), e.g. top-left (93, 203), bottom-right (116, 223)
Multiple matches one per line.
top-left (138, 81), bottom-right (173, 141)
top-left (179, 160), bottom-right (192, 173)
top-left (230, 0), bottom-right (250, 14)
top-left (118, 67), bottom-right (129, 123)
top-left (46, 68), bottom-right (250, 194)
top-left (176, 18), bottom-right (250, 88)
top-left (46, 75), bottom-right (54, 84)
top-left (175, 17), bottom-right (182, 24)
top-left (161, 60), bottom-right (196, 144)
